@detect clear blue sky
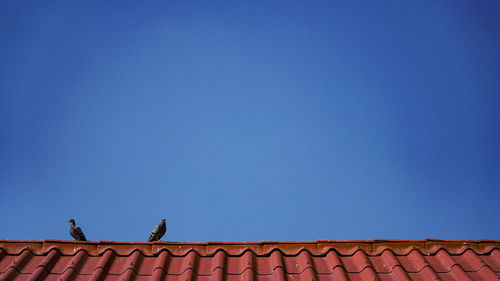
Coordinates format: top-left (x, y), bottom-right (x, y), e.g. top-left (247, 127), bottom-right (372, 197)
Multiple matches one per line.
top-left (1, 1), bottom-right (499, 242)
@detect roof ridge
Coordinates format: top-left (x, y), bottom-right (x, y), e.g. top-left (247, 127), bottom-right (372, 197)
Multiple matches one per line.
top-left (1, 244), bottom-right (499, 258)
top-left (2, 239), bottom-right (500, 243)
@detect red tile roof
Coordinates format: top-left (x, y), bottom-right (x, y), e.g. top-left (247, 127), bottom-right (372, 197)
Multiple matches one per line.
top-left (0, 239), bottom-right (499, 281)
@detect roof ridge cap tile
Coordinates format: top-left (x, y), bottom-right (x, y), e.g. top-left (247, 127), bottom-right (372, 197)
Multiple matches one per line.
top-left (1, 239), bottom-right (500, 243)
top-left (4, 244), bottom-right (497, 259)
top-left (1, 240), bottom-right (500, 257)
top-left (97, 245), bottom-right (153, 256)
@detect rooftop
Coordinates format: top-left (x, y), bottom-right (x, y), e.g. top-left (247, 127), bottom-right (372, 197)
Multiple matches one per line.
top-left (0, 239), bottom-right (499, 280)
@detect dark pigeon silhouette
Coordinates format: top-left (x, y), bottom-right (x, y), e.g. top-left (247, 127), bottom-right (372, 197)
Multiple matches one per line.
top-left (148, 219), bottom-right (166, 242)
top-left (68, 219), bottom-right (87, 241)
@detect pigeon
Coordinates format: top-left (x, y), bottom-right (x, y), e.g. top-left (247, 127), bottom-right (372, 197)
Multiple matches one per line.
top-left (68, 219), bottom-right (87, 241)
top-left (148, 218), bottom-right (166, 242)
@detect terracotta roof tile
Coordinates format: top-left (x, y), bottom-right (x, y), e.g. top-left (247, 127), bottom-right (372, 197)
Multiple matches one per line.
top-left (0, 239), bottom-right (499, 281)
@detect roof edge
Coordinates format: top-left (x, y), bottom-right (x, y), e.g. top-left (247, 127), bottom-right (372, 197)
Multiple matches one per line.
top-left (1, 239), bottom-right (499, 244)
top-left (1, 239), bottom-right (499, 257)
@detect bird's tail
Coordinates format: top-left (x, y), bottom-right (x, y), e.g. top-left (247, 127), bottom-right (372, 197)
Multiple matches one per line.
top-left (148, 233), bottom-right (155, 242)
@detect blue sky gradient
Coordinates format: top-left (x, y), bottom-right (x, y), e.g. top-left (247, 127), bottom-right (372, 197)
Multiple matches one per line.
top-left (1, 1), bottom-right (499, 242)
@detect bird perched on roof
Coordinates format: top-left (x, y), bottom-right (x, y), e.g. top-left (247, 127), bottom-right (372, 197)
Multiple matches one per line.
top-left (148, 218), bottom-right (166, 242)
top-left (68, 219), bottom-right (87, 241)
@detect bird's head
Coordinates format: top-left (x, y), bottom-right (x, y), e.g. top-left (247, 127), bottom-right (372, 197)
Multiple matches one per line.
top-left (162, 218), bottom-right (166, 223)
top-left (68, 219), bottom-right (75, 224)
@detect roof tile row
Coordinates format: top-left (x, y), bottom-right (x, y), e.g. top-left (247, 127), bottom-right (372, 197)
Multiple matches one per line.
top-left (1, 239), bottom-right (497, 256)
